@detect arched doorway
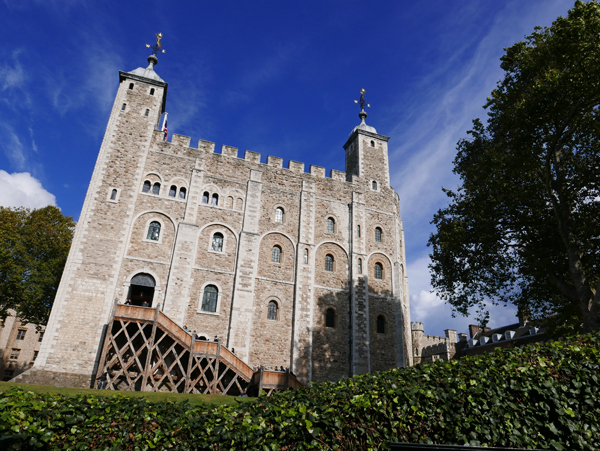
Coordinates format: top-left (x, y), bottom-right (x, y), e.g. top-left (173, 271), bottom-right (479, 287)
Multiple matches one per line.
top-left (128, 273), bottom-right (156, 307)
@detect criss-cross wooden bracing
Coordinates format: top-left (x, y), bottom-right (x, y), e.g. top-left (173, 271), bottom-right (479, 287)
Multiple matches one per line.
top-left (95, 304), bottom-right (302, 396)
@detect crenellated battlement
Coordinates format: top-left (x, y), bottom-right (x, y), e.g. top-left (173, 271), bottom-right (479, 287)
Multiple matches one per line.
top-left (155, 130), bottom-right (351, 182)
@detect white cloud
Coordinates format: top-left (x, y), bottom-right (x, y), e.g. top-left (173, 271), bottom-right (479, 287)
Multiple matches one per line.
top-left (0, 58), bottom-right (27, 91)
top-left (0, 171), bottom-right (56, 209)
top-left (0, 123), bottom-right (27, 170)
top-left (408, 254), bottom-right (518, 337)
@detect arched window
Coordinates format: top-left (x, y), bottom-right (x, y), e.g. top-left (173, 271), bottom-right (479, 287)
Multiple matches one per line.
top-left (212, 233), bottom-right (223, 252)
top-left (327, 217), bottom-right (335, 234)
top-left (358, 258), bottom-right (362, 274)
top-left (211, 193), bottom-right (219, 206)
top-left (201, 285), bottom-right (218, 312)
top-left (147, 221), bottom-right (161, 241)
top-left (325, 308), bottom-right (336, 328)
top-left (374, 262), bottom-right (383, 279)
top-left (375, 227), bottom-right (382, 242)
top-left (179, 187), bottom-right (186, 199)
top-left (370, 140), bottom-right (375, 147)
top-left (267, 301), bottom-right (278, 320)
top-left (272, 245), bottom-right (282, 263)
top-left (150, 88), bottom-right (155, 95)
top-left (357, 225), bottom-right (361, 238)
top-left (372, 180), bottom-right (378, 190)
top-left (142, 181), bottom-right (151, 193)
top-left (128, 83), bottom-right (134, 90)
top-left (152, 182), bottom-right (160, 195)
top-left (169, 185), bottom-right (177, 197)
top-left (275, 207), bottom-right (284, 223)
top-left (144, 109), bottom-right (149, 117)
top-left (202, 192), bottom-right (209, 204)
top-left (325, 254), bottom-right (334, 272)
top-left (235, 198), bottom-right (243, 210)
top-left (377, 315), bottom-right (386, 334)
top-left (110, 189), bottom-right (117, 200)
top-left (303, 248), bottom-right (309, 264)
top-left (226, 196), bottom-right (233, 208)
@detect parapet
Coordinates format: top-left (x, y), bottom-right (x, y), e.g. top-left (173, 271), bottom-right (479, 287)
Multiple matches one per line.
top-left (267, 156), bottom-right (283, 168)
top-left (221, 145), bottom-right (238, 158)
top-left (171, 134), bottom-right (191, 147)
top-left (411, 321), bottom-right (424, 331)
top-left (157, 132), bottom-right (353, 183)
top-left (244, 150), bottom-right (261, 163)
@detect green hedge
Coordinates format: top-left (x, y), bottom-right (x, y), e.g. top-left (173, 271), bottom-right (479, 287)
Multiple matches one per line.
top-left (1, 332), bottom-right (599, 450)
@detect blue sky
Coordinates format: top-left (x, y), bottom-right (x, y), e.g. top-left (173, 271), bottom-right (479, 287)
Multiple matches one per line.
top-left (1, 0), bottom-right (577, 337)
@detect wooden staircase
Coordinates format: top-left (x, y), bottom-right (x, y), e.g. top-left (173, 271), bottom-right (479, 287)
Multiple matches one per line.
top-left (96, 304), bottom-right (302, 396)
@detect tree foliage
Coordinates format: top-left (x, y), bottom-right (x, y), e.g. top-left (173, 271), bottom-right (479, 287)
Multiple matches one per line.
top-left (429, 0), bottom-right (600, 332)
top-left (0, 206), bottom-right (74, 327)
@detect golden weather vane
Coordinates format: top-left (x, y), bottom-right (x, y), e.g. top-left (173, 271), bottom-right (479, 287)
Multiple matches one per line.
top-left (146, 33), bottom-right (166, 56)
top-left (354, 88), bottom-right (370, 111)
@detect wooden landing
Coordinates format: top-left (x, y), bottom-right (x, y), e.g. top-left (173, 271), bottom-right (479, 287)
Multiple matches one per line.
top-left (95, 304), bottom-right (302, 396)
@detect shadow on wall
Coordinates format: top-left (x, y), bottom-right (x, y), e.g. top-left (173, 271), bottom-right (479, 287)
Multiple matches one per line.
top-left (295, 279), bottom-right (395, 384)
top-left (1, 353), bottom-right (35, 382)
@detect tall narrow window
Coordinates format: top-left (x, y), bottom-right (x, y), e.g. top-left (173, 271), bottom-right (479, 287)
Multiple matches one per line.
top-left (152, 182), bottom-right (160, 195)
top-left (129, 83), bottom-right (134, 90)
top-left (142, 181), bottom-right (151, 193)
top-left (110, 189), bottom-right (117, 200)
top-left (372, 180), bottom-right (378, 190)
top-left (144, 109), bottom-right (150, 117)
top-left (325, 254), bottom-right (334, 272)
top-left (303, 248), bottom-right (309, 264)
top-left (121, 103), bottom-right (126, 111)
top-left (377, 315), bottom-right (386, 334)
top-left (275, 207), bottom-right (284, 223)
top-left (267, 301), bottom-right (278, 320)
top-left (325, 308), bottom-right (335, 328)
top-left (375, 227), bottom-right (382, 242)
top-left (212, 233), bottom-right (223, 252)
top-left (272, 245), bottom-right (282, 263)
top-left (169, 185), bottom-right (177, 197)
top-left (179, 187), bottom-right (186, 199)
top-left (211, 193), bottom-right (219, 206)
top-left (327, 217), bottom-right (335, 233)
top-left (147, 221), bottom-right (161, 241)
top-left (202, 192), bottom-right (209, 204)
top-left (358, 258), bottom-right (363, 274)
top-left (38, 331), bottom-right (44, 342)
top-left (370, 140), bottom-right (375, 147)
top-left (150, 88), bottom-right (155, 95)
top-left (374, 262), bottom-right (383, 279)
top-left (201, 285), bottom-right (218, 313)
top-left (32, 350), bottom-right (39, 361)
top-left (357, 225), bottom-right (361, 237)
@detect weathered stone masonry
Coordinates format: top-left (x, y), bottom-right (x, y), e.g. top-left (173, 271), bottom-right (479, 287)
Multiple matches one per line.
top-left (15, 55), bottom-right (412, 388)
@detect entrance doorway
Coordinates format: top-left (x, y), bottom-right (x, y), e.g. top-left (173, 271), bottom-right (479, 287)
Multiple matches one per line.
top-left (128, 273), bottom-right (156, 307)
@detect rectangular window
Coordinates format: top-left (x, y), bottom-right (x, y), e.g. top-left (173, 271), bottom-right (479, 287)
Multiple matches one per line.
top-left (32, 351), bottom-right (39, 361)
top-left (38, 331), bottom-right (44, 342)
top-left (16, 329), bottom-right (26, 340)
top-left (10, 349), bottom-right (20, 360)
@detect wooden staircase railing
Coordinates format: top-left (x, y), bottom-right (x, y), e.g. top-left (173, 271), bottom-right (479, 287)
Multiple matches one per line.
top-left (95, 304), bottom-right (301, 396)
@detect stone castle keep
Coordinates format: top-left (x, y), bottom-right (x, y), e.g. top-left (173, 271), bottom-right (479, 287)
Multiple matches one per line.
top-left (17, 51), bottom-right (412, 388)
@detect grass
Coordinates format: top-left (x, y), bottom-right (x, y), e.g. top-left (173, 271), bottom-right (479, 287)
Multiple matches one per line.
top-left (0, 381), bottom-right (246, 406)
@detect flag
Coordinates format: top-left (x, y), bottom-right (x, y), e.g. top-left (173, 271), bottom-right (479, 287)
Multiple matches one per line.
top-left (163, 118), bottom-right (168, 141)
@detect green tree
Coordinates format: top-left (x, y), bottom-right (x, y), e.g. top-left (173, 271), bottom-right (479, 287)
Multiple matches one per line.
top-left (429, 1), bottom-right (600, 333)
top-left (0, 206), bottom-right (74, 327)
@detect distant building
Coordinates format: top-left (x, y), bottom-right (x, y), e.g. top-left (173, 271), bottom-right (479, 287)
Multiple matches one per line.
top-left (411, 322), bottom-right (457, 363)
top-left (457, 316), bottom-right (548, 357)
top-left (0, 312), bottom-right (45, 381)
